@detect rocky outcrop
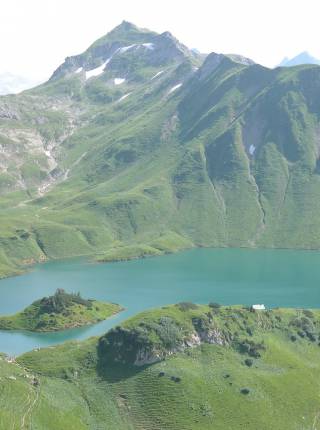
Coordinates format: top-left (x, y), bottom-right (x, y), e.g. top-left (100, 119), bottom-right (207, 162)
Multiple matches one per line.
top-left (0, 104), bottom-right (20, 120)
top-left (197, 327), bottom-right (227, 345)
top-left (98, 315), bottom-right (228, 367)
top-left (133, 326), bottom-right (227, 366)
top-left (133, 348), bottom-right (179, 366)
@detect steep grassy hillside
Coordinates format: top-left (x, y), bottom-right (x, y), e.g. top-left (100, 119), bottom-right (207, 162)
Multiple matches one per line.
top-left (0, 289), bottom-right (122, 331)
top-left (1, 22), bottom-right (320, 277)
top-left (0, 304), bottom-right (318, 429)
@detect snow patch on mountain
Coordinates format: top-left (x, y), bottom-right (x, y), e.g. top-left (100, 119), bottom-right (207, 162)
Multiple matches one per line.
top-left (114, 78), bottom-right (126, 85)
top-left (85, 59), bottom-right (110, 80)
top-left (118, 44), bottom-right (137, 54)
top-left (117, 92), bottom-right (132, 102)
top-left (249, 144), bottom-right (256, 155)
top-left (168, 83), bottom-right (182, 94)
top-left (142, 43), bottom-right (155, 50)
top-left (75, 67), bottom-right (83, 74)
top-left (118, 43), bottom-right (155, 55)
top-left (151, 70), bottom-right (164, 80)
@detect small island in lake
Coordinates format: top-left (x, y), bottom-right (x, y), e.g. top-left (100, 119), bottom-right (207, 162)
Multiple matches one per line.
top-left (0, 289), bottom-right (123, 332)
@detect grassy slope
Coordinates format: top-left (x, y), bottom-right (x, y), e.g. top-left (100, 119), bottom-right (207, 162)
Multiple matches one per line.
top-left (0, 305), bottom-right (317, 429)
top-left (2, 33), bottom-right (320, 277)
top-left (0, 53), bottom-right (199, 277)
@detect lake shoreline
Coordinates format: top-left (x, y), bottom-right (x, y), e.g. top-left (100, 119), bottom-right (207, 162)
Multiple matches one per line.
top-left (3, 242), bottom-right (320, 282)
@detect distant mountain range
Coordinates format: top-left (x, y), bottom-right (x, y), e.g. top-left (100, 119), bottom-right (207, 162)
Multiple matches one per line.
top-left (278, 51), bottom-right (320, 67)
top-left (1, 45), bottom-right (318, 96)
top-left (1, 22), bottom-right (320, 278)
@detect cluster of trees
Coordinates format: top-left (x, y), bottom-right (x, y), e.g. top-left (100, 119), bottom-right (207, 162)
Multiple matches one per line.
top-left (38, 289), bottom-right (92, 314)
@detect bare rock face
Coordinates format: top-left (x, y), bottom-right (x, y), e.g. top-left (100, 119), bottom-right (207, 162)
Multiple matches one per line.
top-left (191, 315), bottom-right (227, 345)
top-left (197, 327), bottom-right (226, 345)
top-left (0, 104), bottom-right (20, 120)
top-left (132, 327), bottom-right (227, 366)
top-left (134, 348), bottom-right (176, 366)
top-left (184, 332), bottom-right (201, 348)
top-left (133, 341), bottom-right (192, 366)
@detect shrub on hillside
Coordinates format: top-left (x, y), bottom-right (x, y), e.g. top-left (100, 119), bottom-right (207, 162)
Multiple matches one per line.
top-left (176, 302), bottom-right (198, 311)
top-left (303, 310), bottom-right (314, 319)
top-left (290, 316), bottom-right (316, 341)
top-left (192, 316), bottom-right (211, 333)
top-left (290, 316), bottom-right (314, 332)
top-left (246, 327), bottom-right (253, 336)
top-left (237, 339), bottom-right (266, 358)
top-left (153, 317), bottom-right (182, 349)
top-left (209, 302), bottom-right (221, 310)
top-left (306, 332), bottom-right (317, 342)
top-left (244, 358), bottom-right (253, 367)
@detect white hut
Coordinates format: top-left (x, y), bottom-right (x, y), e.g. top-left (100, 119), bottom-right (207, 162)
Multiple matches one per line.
top-left (251, 304), bottom-right (266, 311)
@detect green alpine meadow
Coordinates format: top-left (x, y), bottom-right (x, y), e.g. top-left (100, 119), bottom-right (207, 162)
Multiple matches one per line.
top-left (0, 15), bottom-right (320, 430)
top-left (1, 304), bottom-right (320, 429)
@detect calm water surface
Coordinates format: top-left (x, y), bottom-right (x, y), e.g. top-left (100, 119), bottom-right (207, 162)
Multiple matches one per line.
top-left (0, 248), bottom-right (319, 355)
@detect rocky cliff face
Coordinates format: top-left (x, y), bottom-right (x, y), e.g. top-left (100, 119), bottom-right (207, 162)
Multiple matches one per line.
top-left (0, 94), bottom-right (78, 195)
top-left (98, 311), bottom-right (228, 366)
top-left (133, 327), bottom-right (227, 366)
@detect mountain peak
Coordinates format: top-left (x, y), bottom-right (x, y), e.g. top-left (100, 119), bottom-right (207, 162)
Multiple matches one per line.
top-left (110, 20), bottom-right (139, 33)
top-left (195, 51), bottom-right (254, 81)
top-left (160, 31), bottom-right (175, 40)
top-left (119, 20), bottom-right (136, 28)
top-left (50, 23), bottom-right (202, 81)
top-left (278, 51), bottom-right (320, 67)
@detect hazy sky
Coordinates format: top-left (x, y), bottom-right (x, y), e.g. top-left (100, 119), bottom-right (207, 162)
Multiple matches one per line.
top-left (1, 0), bottom-right (320, 81)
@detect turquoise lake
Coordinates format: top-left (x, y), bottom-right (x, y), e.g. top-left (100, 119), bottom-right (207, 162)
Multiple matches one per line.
top-left (0, 247), bottom-right (319, 355)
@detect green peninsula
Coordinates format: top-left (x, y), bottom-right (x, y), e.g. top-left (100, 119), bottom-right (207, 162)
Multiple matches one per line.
top-left (0, 289), bottom-right (122, 332)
